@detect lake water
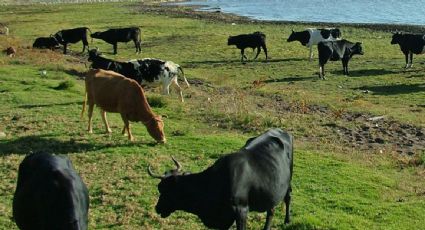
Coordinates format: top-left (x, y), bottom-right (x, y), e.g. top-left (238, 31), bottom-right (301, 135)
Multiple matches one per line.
top-left (175, 0), bottom-right (425, 25)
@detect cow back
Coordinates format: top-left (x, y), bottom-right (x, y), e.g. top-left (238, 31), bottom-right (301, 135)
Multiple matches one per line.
top-left (85, 69), bottom-right (153, 121)
top-left (55, 27), bottom-right (89, 44)
top-left (228, 128), bottom-right (293, 212)
top-left (13, 152), bottom-right (89, 230)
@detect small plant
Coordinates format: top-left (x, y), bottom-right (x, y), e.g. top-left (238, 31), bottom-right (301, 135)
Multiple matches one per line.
top-left (53, 80), bottom-right (75, 90)
top-left (147, 95), bottom-right (167, 108)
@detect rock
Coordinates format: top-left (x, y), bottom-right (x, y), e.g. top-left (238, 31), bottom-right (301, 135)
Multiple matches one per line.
top-left (0, 132), bottom-right (6, 138)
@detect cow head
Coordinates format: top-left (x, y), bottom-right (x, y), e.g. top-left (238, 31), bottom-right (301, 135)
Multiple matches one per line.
top-left (390, 32), bottom-right (402, 45)
top-left (227, 36), bottom-right (236, 45)
top-left (145, 115), bottom-right (166, 143)
top-left (88, 48), bottom-right (101, 62)
top-left (52, 31), bottom-right (65, 45)
top-left (351, 42), bottom-right (364, 56)
top-left (90, 32), bottom-right (102, 39)
top-left (148, 157), bottom-right (190, 218)
top-left (286, 29), bottom-right (296, 42)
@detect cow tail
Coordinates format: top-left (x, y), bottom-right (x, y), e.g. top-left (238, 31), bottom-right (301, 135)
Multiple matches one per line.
top-left (80, 89), bottom-right (87, 120)
top-left (86, 27), bottom-right (93, 44)
top-left (178, 66), bottom-right (190, 88)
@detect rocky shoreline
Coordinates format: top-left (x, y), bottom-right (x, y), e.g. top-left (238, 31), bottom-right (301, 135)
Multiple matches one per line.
top-left (135, 2), bottom-right (425, 33)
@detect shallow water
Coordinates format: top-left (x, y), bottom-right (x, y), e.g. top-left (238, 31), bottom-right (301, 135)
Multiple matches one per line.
top-left (177, 0), bottom-right (425, 25)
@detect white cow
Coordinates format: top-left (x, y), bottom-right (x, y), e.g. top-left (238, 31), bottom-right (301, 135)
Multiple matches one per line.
top-left (287, 28), bottom-right (342, 61)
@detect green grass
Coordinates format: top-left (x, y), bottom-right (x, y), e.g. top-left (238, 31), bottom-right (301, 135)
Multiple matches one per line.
top-left (0, 2), bottom-right (424, 230)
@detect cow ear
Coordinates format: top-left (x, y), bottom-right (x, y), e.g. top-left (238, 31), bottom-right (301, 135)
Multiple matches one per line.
top-left (291, 29), bottom-right (294, 33)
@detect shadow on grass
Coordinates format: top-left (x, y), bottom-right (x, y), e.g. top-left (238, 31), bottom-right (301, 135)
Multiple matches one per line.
top-left (183, 57), bottom-right (305, 66)
top-left (0, 134), bottom-right (162, 155)
top-left (330, 68), bottom-right (398, 77)
top-left (0, 135), bottom-right (99, 155)
top-left (353, 83), bottom-right (425, 95)
top-left (17, 101), bottom-right (81, 109)
top-left (264, 76), bottom-right (317, 83)
top-left (64, 68), bottom-right (86, 78)
top-left (276, 222), bottom-right (330, 230)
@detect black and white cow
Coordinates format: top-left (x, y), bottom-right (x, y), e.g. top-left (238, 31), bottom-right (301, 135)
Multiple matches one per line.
top-left (13, 152), bottom-right (89, 230)
top-left (148, 128), bottom-right (293, 230)
top-left (88, 49), bottom-right (189, 102)
top-left (53, 27), bottom-right (91, 54)
top-left (317, 39), bottom-right (364, 79)
top-left (32, 36), bottom-right (60, 50)
top-left (228, 31), bottom-right (268, 63)
top-left (88, 49), bottom-right (141, 82)
top-left (133, 58), bottom-right (190, 102)
top-left (287, 28), bottom-right (341, 61)
top-left (91, 27), bottom-right (142, 54)
top-left (390, 32), bottom-right (425, 68)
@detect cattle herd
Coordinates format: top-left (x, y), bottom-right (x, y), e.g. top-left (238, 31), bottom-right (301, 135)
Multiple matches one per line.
top-left (7, 24), bottom-right (425, 230)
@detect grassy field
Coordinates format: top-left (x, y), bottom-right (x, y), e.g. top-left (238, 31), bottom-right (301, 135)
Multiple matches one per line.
top-left (0, 2), bottom-right (424, 229)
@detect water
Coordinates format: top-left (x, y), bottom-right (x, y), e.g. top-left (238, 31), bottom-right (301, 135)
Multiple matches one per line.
top-left (176, 0), bottom-right (425, 26)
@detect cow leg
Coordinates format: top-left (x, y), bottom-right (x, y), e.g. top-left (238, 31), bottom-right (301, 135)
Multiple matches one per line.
top-left (309, 46), bottom-right (313, 62)
top-left (233, 205), bottom-right (248, 230)
top-left (284, 186), bottom-right (292, 224)
top-left (404, 52), bottom-right (409, 68)
top-left (134, 39), bottom-right (141, 53)
top-left (162, 80), bottom-right (171, 95)
top-left (82, 39), bottom-right (89, 53)
top-left (262, 208), bottom-right (275, 230)
top-left (87, 103), bottom-right (94, 133)
top-left (262, 44), bottom-right (268, 61)
top-left (409, 52), bottom-right (413, 68)
top-left (172, 77), bottom-right (184, 102)
top-left (63, 44), bottom-right (67, 54)
top-left (319, 65), bottom-right (326, 79)
top-left (342, 58), bottom-right (349, 75)
top-left (100, 110), bottom-right (112, 133)
top-left (121, 114), bottom-right (134, 141)
top-left (240, 49), bottom-right (246, 63)
top-left (254, 46), bottom-right (261, 60)
top-left (113, 43), bottom-right (118, 55)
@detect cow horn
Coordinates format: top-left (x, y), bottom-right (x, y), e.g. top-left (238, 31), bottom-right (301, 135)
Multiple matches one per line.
top-left (171, 156), bottom-right (182, 172)
top-left (147, 165), bottom-right (164, 179)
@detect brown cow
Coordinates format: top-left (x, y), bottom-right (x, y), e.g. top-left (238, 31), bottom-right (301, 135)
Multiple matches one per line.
top-left (81, 69), bottom-right (166, 143)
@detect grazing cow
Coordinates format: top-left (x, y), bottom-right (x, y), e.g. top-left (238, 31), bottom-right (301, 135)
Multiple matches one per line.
top-left (32, 36), bottom-right (60, 50)
top-left (317, 39), bottom-right (364, 79)
top-left (390, 32), bottom-right (425, 68)
top-left (148, 128), bottom-right (293, 230)
top-left (91, 27), bottom-right (142, 54)
top-left (53, 27), bottom-right (91, 54)
top-left (5, 46), bottom-right (16, 57)
top-left (228, 31), bottom-right (268, 63)
top-left (287, 28), bottom-right (341, 61)
top-left (134, 58), bottom-right (190, 102)
top-left (88, 49), bottom-right (141, 82)
top-left (81, 69), bottom-right (166, 143)
top-left (88, 49), bottom-right (189, 102)
top-left (13, 152), bottom-right (89, 230)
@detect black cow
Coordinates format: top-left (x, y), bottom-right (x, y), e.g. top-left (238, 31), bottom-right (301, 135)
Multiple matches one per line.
top-left (13, 152), bottom-right (89, 230)
top-left (317, 39), bottom-right (364, 79)
top-left (228, 31), bottom-right (268, 63)
top-left (32, 36), bottom-right (60, 50)
top-left (53, 27), bottom-right (91, 54)
top-left (148, 128), bottom-right (293, 230)
top-left (91, 27), bottom-right (142, 55)
top-left (390, 32), bottom-right (425, 68)
top-left (88, 49), bottom-right (142, 82)
top-left (287, 28), bottom-right (341, 61)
